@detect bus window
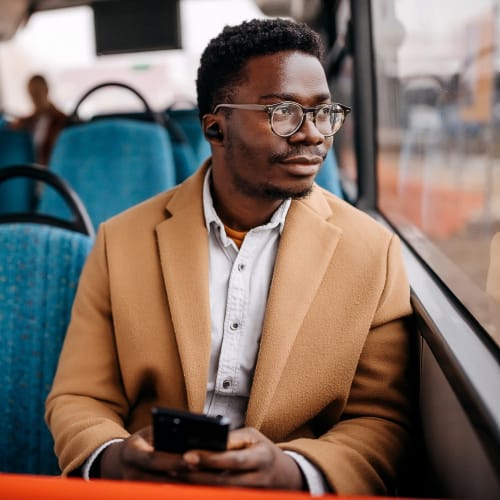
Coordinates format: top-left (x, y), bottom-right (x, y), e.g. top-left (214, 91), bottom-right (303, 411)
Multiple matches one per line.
top-left (326, 0), bottom-right (357, 202)
top-left (372, 0), bottom-right (500, 346)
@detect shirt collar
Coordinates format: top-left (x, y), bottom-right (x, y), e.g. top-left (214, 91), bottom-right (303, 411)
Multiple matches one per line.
top-left (202, 167), bottom-right (291, 237)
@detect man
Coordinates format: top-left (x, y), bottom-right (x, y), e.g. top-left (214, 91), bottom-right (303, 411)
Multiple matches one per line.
top-left (46, 18), bottom-right (413, 495)
top-left (11, 74), bottom-right (66, 165)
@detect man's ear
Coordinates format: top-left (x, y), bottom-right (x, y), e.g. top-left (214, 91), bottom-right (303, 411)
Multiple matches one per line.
top-left (202, 115), bottom-right (224, 143)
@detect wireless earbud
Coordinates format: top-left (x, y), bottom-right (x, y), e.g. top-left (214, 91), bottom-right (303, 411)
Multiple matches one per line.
top-left (205, 124), bottom-right (223, 140)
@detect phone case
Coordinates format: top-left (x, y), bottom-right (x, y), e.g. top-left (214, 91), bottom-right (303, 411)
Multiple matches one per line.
top-left (152, 407), bottom-right (230, 453)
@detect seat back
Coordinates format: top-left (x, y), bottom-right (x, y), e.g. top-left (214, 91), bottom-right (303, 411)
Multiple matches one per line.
top-left (85, 110), bottom-right (199, 186)
top-left (171, 138), bottom-right (199, 184)
top-left (38, 82), bottom-right (178, 229)
top-left (0, 165), bottom-right (94, 236)
top-left (315, 148), bottom-right (344, 198)
top-left (0, 165), bottom-right (94, 475)
top-left (161, 111), bottom-right (199, 184)
top-left (0, 224), bottom-right (93, 475)
top-left (0, 130), bottom-right (36, 212)
top-left (38, 118), bottom-right (176, 229)
top-left (167, 107), bottom-right (211, 165)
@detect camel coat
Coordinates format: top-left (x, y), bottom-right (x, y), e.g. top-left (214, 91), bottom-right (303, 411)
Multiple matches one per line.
top-left (45, 162), bottom-right (413, 495)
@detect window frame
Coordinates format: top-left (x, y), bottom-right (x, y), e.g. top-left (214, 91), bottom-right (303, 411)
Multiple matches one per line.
top-left (349, 0), bottom-right (500, 479)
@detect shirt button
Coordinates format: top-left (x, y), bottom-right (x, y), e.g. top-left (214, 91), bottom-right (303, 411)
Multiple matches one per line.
top-left (230, 322), bottom-right (239, 330)
top-left (237, 263), bottom-right (245, 271)
top-left (222, 379), bottom-right (231, 389)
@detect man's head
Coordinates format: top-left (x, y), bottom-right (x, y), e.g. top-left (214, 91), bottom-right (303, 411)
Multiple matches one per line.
top-left (27, 74), bottom-right (50, 111)
top-left (196, 19), bottom-right (348, 228)
top-left (196, 18), bottom-right (324, 120)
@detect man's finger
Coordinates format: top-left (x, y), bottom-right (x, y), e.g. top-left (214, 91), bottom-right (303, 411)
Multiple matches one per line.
top-left (226, 427), bottom-right (261, 450)
top-left (184, 442), bottom-right (272, 472)
top-left (123, 435), bottom-right (188, 473)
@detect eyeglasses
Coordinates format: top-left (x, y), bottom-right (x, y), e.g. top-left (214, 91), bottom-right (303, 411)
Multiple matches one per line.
top-left (213, 101), bottom-right (351, 137)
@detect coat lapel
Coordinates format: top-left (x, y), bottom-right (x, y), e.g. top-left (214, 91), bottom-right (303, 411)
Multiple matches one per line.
top-left (246, 189), bottom-right (343, 428)
top-left (155, 166), bottom-right (211, 412)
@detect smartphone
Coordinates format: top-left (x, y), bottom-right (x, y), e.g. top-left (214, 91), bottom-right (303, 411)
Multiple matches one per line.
top-left (152, 406), bottom-right (230, 454)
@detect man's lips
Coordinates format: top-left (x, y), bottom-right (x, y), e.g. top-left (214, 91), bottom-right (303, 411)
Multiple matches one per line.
top-left (280, 155), bottom-right (324, 165)
top-left (278, 155), bottom-right (324, 176)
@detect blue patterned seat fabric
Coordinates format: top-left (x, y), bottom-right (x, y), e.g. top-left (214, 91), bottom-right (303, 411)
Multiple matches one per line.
top-left (171, 140), bottom-right (199, 185)
top-left (0, 130), bottom-right (36, 213)
top-left (167, 108), bottom-right (211, 169)
top-left (38, 118), bottom-right (176, 230)
top-left (0, 223), bottom-right (93, 475)
top-left (315, 148), bottom-right (344, 198)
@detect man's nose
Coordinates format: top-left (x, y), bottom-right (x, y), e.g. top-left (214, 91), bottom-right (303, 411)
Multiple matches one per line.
top-left (292, 111), bottom-right (325, 144)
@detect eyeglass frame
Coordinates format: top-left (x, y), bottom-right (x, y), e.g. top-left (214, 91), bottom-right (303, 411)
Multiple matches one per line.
top-left (212, 101), bottom-right (351, 138)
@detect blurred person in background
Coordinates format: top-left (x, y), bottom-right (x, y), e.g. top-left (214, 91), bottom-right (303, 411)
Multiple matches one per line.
top-left (11, 74), bottom-right (67, 165)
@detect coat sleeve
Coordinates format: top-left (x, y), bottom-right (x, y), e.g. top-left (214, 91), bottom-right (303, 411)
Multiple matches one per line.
top-left (45, 224), bottom-right (131, 475)
top-left (279, 235), bottom-right (415, 495)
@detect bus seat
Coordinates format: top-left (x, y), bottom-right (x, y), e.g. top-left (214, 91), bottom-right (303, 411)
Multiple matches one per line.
top-left (172, 138), bottom-right (199, 184)
top-left (162, 111), bottom-right (200, 184)
top-left (38, 118), bottom-right (176, 229)
top-left (315, 148), bottom-right (344, 198)
top-left (0, 129), bottom-right (36, 213)
top-left (166, 107), bottom-right (211, 165)
top-left (87, 110), bottom-right (199, 186)
top-left (486, 232), bottom-right (500, 304)
top-left (66, 83), bottom-right (202, 188)
top-left (0, 165), bottom-right (94, 475)
top-left (91, 111), bottom-right (198, 186)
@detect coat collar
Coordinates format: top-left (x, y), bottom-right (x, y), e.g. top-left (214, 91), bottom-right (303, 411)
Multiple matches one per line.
top-left (246, 190), bottom-right (343, 427)
top-left (155, 162), bottom-right (212, 413)
top-left (155, 161), bottom-right (343, 423)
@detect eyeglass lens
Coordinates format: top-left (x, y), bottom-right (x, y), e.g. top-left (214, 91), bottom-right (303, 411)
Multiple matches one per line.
top-left (271, 102), bottom-right (345, 137)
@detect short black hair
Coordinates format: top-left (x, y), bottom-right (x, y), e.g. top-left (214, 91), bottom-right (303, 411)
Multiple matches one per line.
top-left (196, 18), bottom-right (324, 119)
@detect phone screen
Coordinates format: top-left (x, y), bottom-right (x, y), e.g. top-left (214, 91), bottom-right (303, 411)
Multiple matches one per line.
top-left (152, 407), bottom-right (230, 453)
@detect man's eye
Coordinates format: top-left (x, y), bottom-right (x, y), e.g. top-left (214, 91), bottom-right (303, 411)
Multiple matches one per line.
top-left (317, 106), bottom-right (331, 116)
top-left (275, 105), bottom-right (294, 116)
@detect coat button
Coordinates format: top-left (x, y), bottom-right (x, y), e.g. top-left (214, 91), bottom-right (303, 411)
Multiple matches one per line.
top-left (222, 379), bottom-right (231, 389)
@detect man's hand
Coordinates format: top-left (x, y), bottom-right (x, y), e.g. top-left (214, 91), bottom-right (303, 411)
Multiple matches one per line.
top-left (178, 427), bottom-right (305, 490)
top-left (99, 426), bottom-right (186, 482)
top-left (99, 426), bottom-right (305, 491)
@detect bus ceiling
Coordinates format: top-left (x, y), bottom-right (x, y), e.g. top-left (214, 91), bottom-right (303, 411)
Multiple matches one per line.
top-left (0, 0), bottom-right (324, 43)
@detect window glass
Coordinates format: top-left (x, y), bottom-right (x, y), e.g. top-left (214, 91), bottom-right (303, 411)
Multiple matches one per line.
top-left (373, 0), bottom-right (500, 345)
top-left (328, 0), bottom-right (357, 202)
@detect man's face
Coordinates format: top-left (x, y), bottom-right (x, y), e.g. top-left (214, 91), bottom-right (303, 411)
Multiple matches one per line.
top-left (215, 51), bottom-right (333, 202)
